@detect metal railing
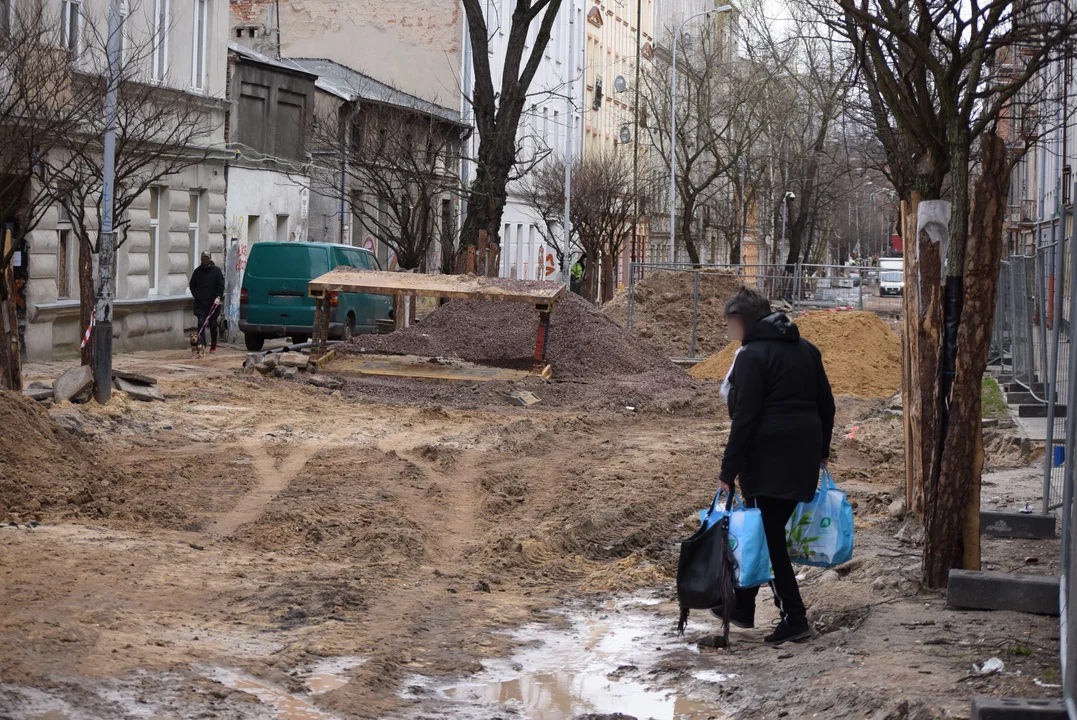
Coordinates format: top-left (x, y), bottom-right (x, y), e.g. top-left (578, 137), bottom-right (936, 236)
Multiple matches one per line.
top-left (625, 261), bottom-right (903, 360)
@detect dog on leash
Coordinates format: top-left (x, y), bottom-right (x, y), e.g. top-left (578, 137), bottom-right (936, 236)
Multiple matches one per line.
top-left (189, 333), bottom-right (206, 359)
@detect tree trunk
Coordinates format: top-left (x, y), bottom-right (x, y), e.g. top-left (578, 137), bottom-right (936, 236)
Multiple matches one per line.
top-left (0, 239), bottom-right (21, 391)
top-left (459, 137), bottom-right (514, 276)
top-left (78, 239), bottom-right (94, 366)
top-left (922, 133), bottom-right (1008, 588)
top-left (906, 199), bottom-right (947, 520)
top-left (680, 200), bottom-right (700, 266)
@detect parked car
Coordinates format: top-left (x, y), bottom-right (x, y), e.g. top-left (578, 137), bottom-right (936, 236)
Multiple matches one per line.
top-left (239, 241), bottom-right (392, 351)
top-left (879, 270), bottom-right (904, 297)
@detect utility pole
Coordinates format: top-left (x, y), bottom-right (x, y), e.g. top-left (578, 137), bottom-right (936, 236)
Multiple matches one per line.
top-left (94, 0), bottom-right (122, 404)
top-left (563, 3), bottom-right (576, 284)
top-left (629, 0), bottom-right (643, 275)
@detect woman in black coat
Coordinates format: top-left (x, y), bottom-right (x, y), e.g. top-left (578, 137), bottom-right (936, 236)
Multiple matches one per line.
top-left (717, 287), bottom-right (835, 645)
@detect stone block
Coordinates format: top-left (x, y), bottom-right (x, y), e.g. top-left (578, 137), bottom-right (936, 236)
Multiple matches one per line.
top-left (971, 697), bottom-right (1067, 720)
top-left (980, 510), bottom-right (1056, 539)
top-left (1017, 404), bottom-right (1065, 418)
top-left (113, 377), bottom-right (165, 402)
top-left (244, 352), bottom-right (263, 368)
top-left (22, 385), bottom-right (54, 401)
top-left (278, 352), bottom-right (307, 368)
top-left (54, 365), bottom-right (93, 403)
top-left (947, 570), bottom-right (1059, 616)
top-left (281, 367), bottom-right (299, 380)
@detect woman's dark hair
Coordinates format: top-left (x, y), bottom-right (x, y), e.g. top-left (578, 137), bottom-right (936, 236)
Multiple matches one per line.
top-left (724, 286), bottom-right (772, 328)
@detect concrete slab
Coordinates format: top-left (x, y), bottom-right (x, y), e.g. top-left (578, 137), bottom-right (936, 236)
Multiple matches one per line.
top-left (1011, 413), bottom-right (1049, 442)
top-left (111, 369), bottom-right (158, 385)
top-left (1017, 404), bottom-right (1065, 418)
top-left (971, 697), bottom-right (1067, 719)
top-left (113, 377), bottom-right (165, 402)
top-left (980, 510), bottom-right (1056, 538)
top-left (278, 352), bottom-right (307, 368)
top-left (22, 385), bottom-right (53, 401)
top-left (1009, 382), bottom-right (1046, 394)
top-left (1007, 391), bottom-right (1056, 404)
top-left (53, 365), bottom-right (93, 403)
top-left (947, 570), bottom-right (1060, 616)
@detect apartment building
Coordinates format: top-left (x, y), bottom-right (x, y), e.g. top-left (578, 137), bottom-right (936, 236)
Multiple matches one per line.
top-left (16, 0), bottom-right (230, 360)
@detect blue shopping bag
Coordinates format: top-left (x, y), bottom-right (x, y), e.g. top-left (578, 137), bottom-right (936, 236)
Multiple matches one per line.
top-left (699, 491), bottom-right (774, 588)
top-left (785, 467), bottom-right (854, 568)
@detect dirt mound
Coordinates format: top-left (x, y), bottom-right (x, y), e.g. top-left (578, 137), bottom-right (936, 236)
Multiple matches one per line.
top-left (0, 391), bottom-right (123, 522)
top-left (347, 292), bottom-right (685, 381)
top-left (689, 310), bottom-right (902, 398)
top-left (603, 271), bottom-right (742, 358)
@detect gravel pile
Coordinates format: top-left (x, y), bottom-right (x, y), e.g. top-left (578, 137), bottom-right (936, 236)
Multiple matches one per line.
top-left (346, 293), bottom-right (685, 381)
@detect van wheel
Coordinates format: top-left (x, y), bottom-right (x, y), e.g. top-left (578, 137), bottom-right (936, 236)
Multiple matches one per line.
top-left (343, 314), bottom-right (356, 342)
top-left (244, 333), bottom-right (265, 351)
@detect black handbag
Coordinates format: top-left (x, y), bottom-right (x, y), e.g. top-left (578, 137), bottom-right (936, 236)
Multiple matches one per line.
top-left (676, 492), bottom-right (736, 637)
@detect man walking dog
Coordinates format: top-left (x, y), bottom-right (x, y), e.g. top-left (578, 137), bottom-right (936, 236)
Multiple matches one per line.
top-left (189, 251), bottom-right (224, 352)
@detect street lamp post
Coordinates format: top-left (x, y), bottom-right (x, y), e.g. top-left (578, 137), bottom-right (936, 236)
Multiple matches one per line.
top-left (669, 4), bottom-right (733, 264)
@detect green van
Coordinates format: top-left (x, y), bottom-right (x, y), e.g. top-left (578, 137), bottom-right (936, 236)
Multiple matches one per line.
top-left (239, 241), bottom-right (391, 351)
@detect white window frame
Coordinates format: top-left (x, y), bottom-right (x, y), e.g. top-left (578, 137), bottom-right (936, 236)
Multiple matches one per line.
top-left (152, 0), bottom-right (169, 82)
top-left (148, 187), bottom-right (161, 295)
top-left (190, 0), bottom-right (207, 91)
top-left (188, 190), bottom-right (200, 277)
top-left (61, 0), bottom-right (82, 60)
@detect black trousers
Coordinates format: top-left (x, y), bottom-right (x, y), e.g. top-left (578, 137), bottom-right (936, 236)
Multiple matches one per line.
top-left (195, 306), bottom-right (219, 347)
top-left (734, 495), bottom-right (807, 624)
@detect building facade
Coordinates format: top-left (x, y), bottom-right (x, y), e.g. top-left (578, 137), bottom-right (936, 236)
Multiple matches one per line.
top-left (21, 0), bottom-right (230, 360)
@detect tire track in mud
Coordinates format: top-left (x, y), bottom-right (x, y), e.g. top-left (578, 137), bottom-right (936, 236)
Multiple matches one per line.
top-left (206, 426), bottom-right (357, 537)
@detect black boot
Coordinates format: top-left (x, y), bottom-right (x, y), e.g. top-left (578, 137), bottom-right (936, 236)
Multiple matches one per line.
top-left (764, 618), bottom-right (811, 645)
top-left (710, 604), bottom-right (755, 629)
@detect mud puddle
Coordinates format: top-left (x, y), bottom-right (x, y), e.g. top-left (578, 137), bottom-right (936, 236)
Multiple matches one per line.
top-left (206, 656), bottom-right (366, 719)
top-left (404, 597), bottom-right (731, 720)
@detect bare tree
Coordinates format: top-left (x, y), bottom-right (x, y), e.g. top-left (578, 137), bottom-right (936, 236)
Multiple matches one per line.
top-left (642, 20), bottom-right (771, 266)
top-left (310, 98), bottom-right (463, 273)
top-left (43, 10), bottom-right (222, 365)
top-left (459, 0), bottom-right (563, 273)
top-left (521, 152), bottom-right (646, 302)
top-left (0, 4), bottom-right (97, 389)
top-left (817, 0), bottom-right (1077, 586)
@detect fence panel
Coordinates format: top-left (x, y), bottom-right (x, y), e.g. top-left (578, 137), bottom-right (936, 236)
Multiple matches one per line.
top-left (624, 262), bottom-right (903, 360)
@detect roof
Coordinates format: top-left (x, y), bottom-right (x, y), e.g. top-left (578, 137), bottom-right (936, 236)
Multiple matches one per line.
top-left (285, 58), bottom-right (467, 127)
top-left (228, 42), bottom-right (318, 80)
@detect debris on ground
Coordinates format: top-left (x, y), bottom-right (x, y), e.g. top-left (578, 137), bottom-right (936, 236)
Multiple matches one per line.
top-left (689, 310), bottom-right (902, 398)
top-left (113, 376), bottom-right (165, 402)
top-left (53, 365), bottom-right (94, 403)
top-left (603, 271), bottom-right (742, 358)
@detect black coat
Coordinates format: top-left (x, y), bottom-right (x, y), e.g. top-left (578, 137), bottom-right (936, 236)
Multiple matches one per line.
top-left (189, 262), bottom-right (224, 314)
top-left (719, 312), bottom-right (836, 503)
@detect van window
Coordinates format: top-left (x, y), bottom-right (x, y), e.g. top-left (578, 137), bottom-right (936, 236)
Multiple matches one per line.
top-left (345, 249), bottom-right (378, 271)
top-left (247, 244), bottom-right (329, 278)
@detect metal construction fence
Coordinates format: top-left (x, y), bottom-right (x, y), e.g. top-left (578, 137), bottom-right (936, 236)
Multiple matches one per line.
top-left (995, 234), bottom-right (1077, 715)
top-left (625, 261), bottom-right (903, 359)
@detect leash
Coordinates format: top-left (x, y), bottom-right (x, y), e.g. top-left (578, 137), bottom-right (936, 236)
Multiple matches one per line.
top-left (195, 299), bottom-right (221, 338)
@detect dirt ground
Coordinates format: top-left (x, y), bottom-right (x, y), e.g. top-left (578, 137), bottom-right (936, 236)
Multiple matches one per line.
top-left (0, 346), bottom-right (1064, 720)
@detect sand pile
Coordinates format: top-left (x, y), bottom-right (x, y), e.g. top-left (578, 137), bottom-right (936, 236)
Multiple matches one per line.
top-left (689, 310), bottom-right (902, 398)
top-left (347, 292), bottom-right (686, 381)
top-left (604, 271), bottom-right (742, 357)
top-left (0, 390), bottom-right (123, 521)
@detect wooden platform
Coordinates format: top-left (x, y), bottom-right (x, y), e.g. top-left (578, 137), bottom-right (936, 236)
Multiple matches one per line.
top-left (323, 354), bottom-right (541, 383)
top-left (307, 269), bottom-right (565, 307)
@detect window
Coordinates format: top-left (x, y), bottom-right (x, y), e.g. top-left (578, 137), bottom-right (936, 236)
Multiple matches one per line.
top-left (543, 107), bottom-right (549, 148)
top-left (152, 0), bottom-right (169, 82)
top-left (61, 0), bottom-right (81, 58)
top-left (57, 231), bottom-right (70, 298)
top-left (118, 0), bottom-right (129, 65)
top-left (188, 191), bottom-right (201, 276)
top-left (0, 0), bottom-right (10, 37)
top-left (148, 188), bottom-right (161, 294)
top-left (191, 0), bottom-right (207, 90)
top-left (247, 215), bottom-right (260, 244)
top-left (275, 214), bottom-right (288, 242)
